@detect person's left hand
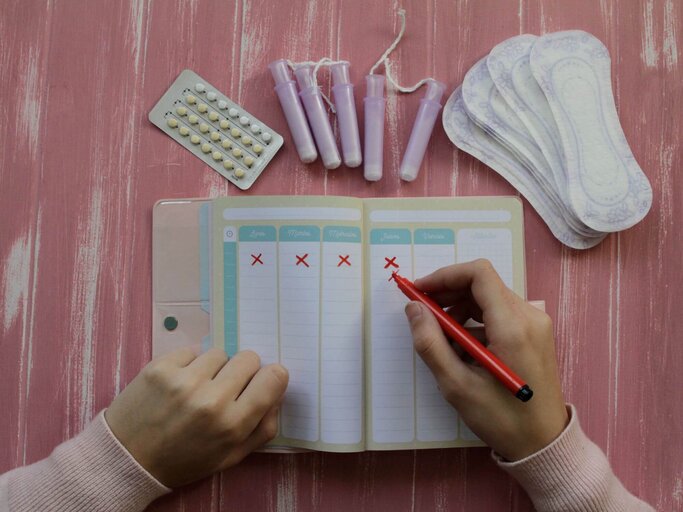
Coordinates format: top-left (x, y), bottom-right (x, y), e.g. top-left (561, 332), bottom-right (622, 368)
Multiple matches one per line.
top-left (105, 347), bottom-right (288, 487)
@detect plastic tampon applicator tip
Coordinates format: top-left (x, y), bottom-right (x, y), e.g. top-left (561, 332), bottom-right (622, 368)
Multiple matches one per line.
top-left (363, 74), bottom-right (386, 181)
top-left (294, 64), bottom-right (341, 170)
top-left (268, 59), bottom-right (318, 163)
top-left (399, 79), bottom-right (446, 182)
top-left (331, 62), bottom-right (362, 168)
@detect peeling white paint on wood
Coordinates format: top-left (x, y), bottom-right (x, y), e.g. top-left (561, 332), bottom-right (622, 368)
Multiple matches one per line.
top-left (0, 1), bottom-right (680, 511)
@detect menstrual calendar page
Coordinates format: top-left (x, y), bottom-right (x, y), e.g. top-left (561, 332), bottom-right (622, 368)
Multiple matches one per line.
top-left (211, 196), bottom-right (525, 452)
top-left (212, 196), bottom-right (366, 452)
top-left (363, 197), bottom-right (525, 450)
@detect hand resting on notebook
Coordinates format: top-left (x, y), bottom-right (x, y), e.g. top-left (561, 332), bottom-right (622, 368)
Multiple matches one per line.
top-left (105, 348), bottom-right (288, 487)
top-left (404, 258), bottom-right (569, 461)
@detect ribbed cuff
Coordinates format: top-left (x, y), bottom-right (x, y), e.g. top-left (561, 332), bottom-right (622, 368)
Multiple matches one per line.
top-left (493, 405), bottom-right (653, 512)
top-left (8, 411), bottom-right (170, 512)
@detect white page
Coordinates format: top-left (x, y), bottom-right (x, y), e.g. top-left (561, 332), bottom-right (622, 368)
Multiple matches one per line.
top-left (455, 228), bottom-right (512, 437)
top-left (320, 227), bottom-right (363, 444)
top-left (457, 229), bottom-right (513, 288)
top-left (413, 231), bottom-right (459, 442)
top-left (369, 232), bottom-right (415, 444)
top-left (278, 227), bottom-right (321, 442)
top-left (237, 234), bottom-right (278, 365)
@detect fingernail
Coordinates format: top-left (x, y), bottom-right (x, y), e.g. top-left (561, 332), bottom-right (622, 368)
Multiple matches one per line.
top-left (405, 301), bottom-right (422, 321)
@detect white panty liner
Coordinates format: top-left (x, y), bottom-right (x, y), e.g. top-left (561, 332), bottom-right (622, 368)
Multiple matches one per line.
top-left (443, 88), bottom-right (605, 250)
top-left (444, 30), bottom-right (652, 248)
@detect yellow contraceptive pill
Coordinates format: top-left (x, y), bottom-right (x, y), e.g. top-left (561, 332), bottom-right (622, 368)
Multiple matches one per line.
top-left (190, 134), bottom-right (201, 144)
top-left (210, 131), bottom-right (221, 141)
top-left (221, 139), bottom-right (232, 149)
top-left (167, 118), bottom-right (178, 128)
top-left (219, 119), bottom-right (230, 130)
top-left (223, 159), bottom-right (234, 170)
top-left (188, 114), bottom-right (199, 124)
top-left (197, 103), bottom-right (208, 113)
top-left (212, 151), bottom-right (222, 161)
top-left (201, 143), bottom-right (211, 153)
top-left (179, 126), bottom-right (190, 136)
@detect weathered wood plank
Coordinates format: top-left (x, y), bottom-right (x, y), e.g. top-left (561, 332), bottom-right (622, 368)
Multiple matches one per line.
top-left (1, 0), bottom-right (680, 510)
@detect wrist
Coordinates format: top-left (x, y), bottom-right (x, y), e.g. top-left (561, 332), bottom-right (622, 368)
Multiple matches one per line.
top-left (502, 406), bottom-right (570, 461)
top-left (492, 405), bottom-right (645, 511)
top-left (7, 411), bottom-right (170, 511)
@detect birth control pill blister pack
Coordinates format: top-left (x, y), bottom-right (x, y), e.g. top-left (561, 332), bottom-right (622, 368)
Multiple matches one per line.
top-left (149, 69), bottom-right (284, 190)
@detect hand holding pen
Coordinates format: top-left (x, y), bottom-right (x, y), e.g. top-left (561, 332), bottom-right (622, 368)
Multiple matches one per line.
top-left (400, 259), bottom-right (569, 461)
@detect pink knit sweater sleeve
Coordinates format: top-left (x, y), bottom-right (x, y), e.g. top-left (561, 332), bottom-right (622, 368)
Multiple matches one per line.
top-left (0, 411), bottom-right (170, 511)
top-left (0, 405), bottom-right (653, 511)
top-left (494, 405), bottom-right (654, 511)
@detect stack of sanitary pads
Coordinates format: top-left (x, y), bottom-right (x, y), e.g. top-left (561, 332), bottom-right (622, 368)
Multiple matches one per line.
top-left (443, 31), bottom-right (653, 249)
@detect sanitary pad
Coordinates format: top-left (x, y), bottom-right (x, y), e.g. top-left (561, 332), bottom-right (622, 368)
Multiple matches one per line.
top-left (444, 88), bottom-right (606, 250)
top-left (531, 31), bottom-right (652, 232)
top-left (443, 30), bottom-right (652, 248)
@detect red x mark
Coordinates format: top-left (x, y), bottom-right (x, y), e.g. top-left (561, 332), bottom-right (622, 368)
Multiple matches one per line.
top-left (295, 254), bottom-right (309, 267)
top-left (251, 253), bottom-right (263, 266)
top-left (384, 256), bottom-right (399, 269)
top-left (337, 254), bottom-right (351, 267)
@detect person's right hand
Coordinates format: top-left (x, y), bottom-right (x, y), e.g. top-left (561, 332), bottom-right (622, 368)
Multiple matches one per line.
top-left (404, 259), bottom-right (568, 461)
top-left (105, 348), bottom-right (288, 488)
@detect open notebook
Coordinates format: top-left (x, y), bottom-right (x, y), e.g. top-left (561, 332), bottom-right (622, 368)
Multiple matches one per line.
top-left (152, 196), bottom-right (526, 452)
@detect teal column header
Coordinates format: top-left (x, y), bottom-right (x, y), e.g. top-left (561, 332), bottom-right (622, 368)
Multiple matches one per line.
top-left (279, 225), bottom-right (321, 242)
top-left (414, 228), bottom-right (455, 244)
top-left (370, 228), bottom-right (411, 245)
top-left (323, 226), bottom-right (361, 243)
top-left (239, 225), bottom-right (277, 242)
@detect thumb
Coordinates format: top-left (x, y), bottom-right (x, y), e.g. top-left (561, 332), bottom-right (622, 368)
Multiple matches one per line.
top-left (405, 301), bottom-right (473, 403)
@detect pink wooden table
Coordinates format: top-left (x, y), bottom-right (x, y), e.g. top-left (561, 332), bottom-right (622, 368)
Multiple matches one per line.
top-left (1, 0), bottom-right (681, 510)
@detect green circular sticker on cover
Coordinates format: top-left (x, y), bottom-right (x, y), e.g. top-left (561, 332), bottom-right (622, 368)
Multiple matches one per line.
top-left (164, 316), bottom-right (178, 331)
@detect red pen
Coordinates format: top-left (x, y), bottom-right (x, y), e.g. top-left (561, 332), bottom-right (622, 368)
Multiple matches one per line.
top-left (392, 272), bottom-right (533, 402)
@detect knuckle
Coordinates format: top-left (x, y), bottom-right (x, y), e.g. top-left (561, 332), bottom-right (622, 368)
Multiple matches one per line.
top-left (413, 332), bottom-right (438, 360)
top-left (207, 347), bottom-right (229, 363)
top-left (473, 258), bottom-right (495, 274)
top-left (239, 350), bottom-right (261, 368)
top-left (167, 371), bottom-right (201, 399)
top-left (439, 379), bottom-right (464, 404)
top-left (505, 322), bottom-right (530, 346)
top-left (192, 395), bottom-right (222, 419)
top-left (534, 311), bottom-right (554, 335)
top-left (263, 417), bottom-right (278, 441)
top-left (142, 362), bottom-right (169, 386)
top-left (167, 377), bottom-right (189, 398)
top-left (222, 414), bottom-right (249, 443)
top-left (265, 364), bottom-right (289, 389)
